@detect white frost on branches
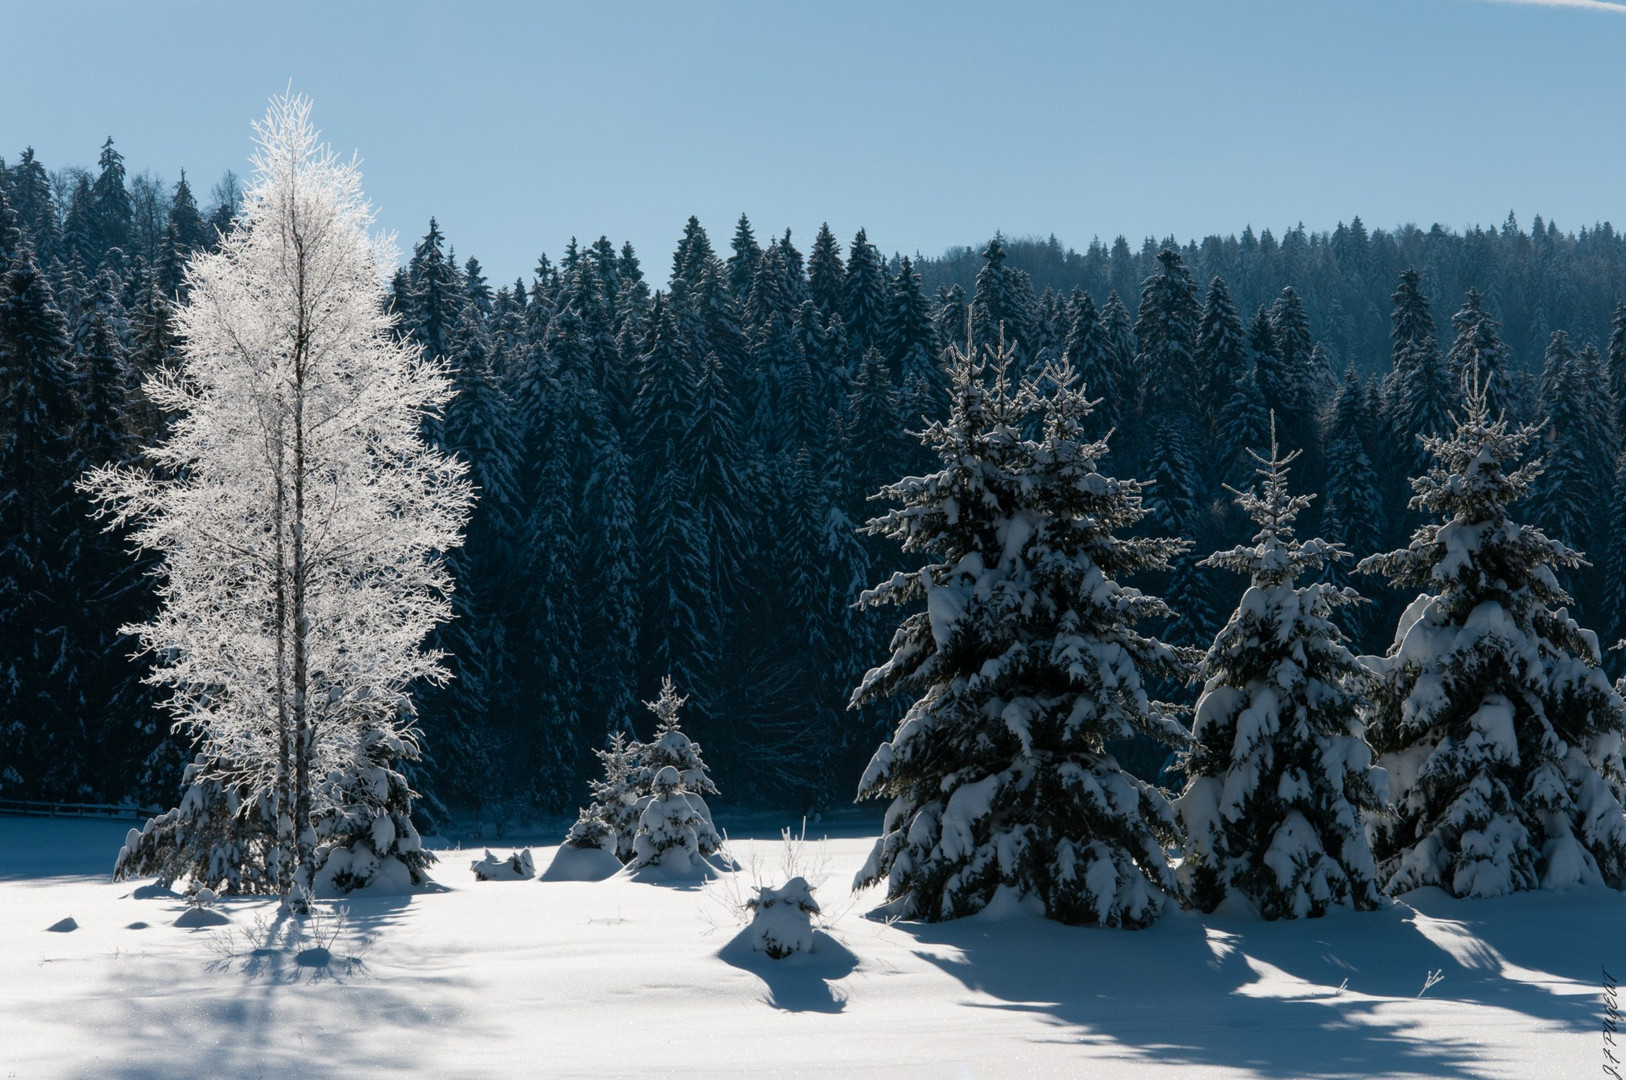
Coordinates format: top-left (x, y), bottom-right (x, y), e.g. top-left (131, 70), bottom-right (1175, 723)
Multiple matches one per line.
top-left (86, 93), bottom-right (472, 897)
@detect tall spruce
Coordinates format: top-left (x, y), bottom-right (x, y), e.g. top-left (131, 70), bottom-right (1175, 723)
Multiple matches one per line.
top-left (1357, 376), bottom-right (1626, 897)
top-left (0, 246), bottom-right (86, 797)
top-left (1133, 248), bottom-right (1201, 424)
top-left (1196, 276), bottom-right (1247, 436)
top-left (852, 339), bottom-right (1191, 926)
top-left (1446, 289), bottom-right (1513, 421)
top-left (1386, 268), bottom-right (1452, 475)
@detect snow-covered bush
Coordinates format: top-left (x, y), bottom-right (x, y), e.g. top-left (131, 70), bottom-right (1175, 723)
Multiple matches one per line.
top-left (1176, 419), bottom-right (1383, 918)
top-left (564, 731), bottom-right (643, 863)
top-left (470, 848), bottom-right (536, 881)
top-left (1357, 373), bottom-right (1626, 897)
top-left (851, 339), bottom-right (1193, 927)
top-left (745, 876), bottom-right (821, 958)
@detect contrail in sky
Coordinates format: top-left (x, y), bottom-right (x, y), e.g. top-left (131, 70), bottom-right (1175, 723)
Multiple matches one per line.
top-left (1474, 0), bottom-right (1626, 12)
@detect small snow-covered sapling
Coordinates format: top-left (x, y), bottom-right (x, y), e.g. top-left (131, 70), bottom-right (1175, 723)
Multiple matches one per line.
top-left (745, 876), bottom-right (821, 959)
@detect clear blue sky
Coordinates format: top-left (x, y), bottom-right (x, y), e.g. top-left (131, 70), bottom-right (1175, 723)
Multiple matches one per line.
top-left (2, 0), bottom-right (1623, 282)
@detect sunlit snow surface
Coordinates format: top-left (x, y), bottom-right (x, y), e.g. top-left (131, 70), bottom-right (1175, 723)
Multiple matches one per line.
top-left (1, 815), bottom-right (1615, 1078)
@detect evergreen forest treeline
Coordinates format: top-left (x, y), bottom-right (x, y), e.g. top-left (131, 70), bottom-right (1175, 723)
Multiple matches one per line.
top-left (4, 139), bottom-right (1626, 820)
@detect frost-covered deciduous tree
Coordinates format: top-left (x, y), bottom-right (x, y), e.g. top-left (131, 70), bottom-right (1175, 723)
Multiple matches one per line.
top-left (852, 338), bottom-right (1191, 927)
top-left (1176, 418), bottom-right (1383, 918)
top-left (87, 94), bottom-right (472, 900)
top-left (1357, 375), bottom-right (1626, 898)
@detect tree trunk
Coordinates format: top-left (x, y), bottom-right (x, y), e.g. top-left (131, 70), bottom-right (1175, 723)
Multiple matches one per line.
top-left (289, 226), bottom-right (314, 905)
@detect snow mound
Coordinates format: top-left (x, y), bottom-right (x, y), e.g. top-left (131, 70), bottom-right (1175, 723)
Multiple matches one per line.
top-left (540, 845), bottom-right (623, 882)
top-left (470, 848), bottom-right (536, 881)
top-left (45, 916), bottom-right (78, 933)
top-left (129, 883), bottom-right (177, 900)
top-left (173, 907), bottom-right (231, 928)
top-left (315, 854), bottom-right (420, 897)
top-left (628, 851), bottom-right (728, 884)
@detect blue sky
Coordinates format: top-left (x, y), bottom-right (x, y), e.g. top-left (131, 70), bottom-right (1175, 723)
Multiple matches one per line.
top-left (2, 0), bottom-right (1623, 281)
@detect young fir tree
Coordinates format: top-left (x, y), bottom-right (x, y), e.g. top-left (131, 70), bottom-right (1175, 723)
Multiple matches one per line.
top-left (1176, 418), bottom-right (1383, 919)
top-left (565, 730), bottom-right (644, 862)
top-left (1356, 374), bottom-right (1626, 897)
top-left (632, 676), bottom-right (722, 868)
top-left (851, 338), bottom-right (1192, 927)
top-left (115, 751), bottom-right (282, 894)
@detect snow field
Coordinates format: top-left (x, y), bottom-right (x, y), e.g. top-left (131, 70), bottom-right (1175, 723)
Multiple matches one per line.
top-left (1, 816), bottom-right (1617, 1079)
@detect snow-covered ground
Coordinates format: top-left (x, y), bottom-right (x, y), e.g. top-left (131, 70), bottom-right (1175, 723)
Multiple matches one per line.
top-left (1, 814), bottom-right (1617, 1079)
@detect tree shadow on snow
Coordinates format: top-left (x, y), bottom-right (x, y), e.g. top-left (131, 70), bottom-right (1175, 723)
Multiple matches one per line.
top-left (888, 885), bottom-right (1607, 1080)
top-left (717, 927), bottom-right (859, 1013)
top-left (67, 887), bottom-right (490, 1080)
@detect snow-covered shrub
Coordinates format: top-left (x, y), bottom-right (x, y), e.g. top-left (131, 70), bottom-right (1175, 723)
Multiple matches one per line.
top-left (851, 339), bottom-right (1193, 927)
top-left (1176, 418), bottom-right (1383, 918)
top-left (564, 731), bottom-right (643, 863)
top-left (114, 752), bottom-right (284, 894)
top-left (470, 848), bottom-right (536, 881)
top-left (1357, 373), bottom-right (1626, 897)
top-left (745, 876), bottom-right (821, 958)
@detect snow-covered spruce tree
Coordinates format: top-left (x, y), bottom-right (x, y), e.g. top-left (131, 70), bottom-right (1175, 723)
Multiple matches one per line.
top-left (565, 731), bottom-right (644, 863)
top-left (1176, 417), bottom-right (1383, 918)
top-left (636, 675), bottom-right (721, 858)
top-left (115, 751), bottom-right (282, 894)
top-left (311, 724), bottom-right (435, 892)
top-left (851, 338), bottom-right (1192, 927)
top-left (86, 94), bottom-right (472, 900)
top-left (1356, 375), bottom-right (1626, 897)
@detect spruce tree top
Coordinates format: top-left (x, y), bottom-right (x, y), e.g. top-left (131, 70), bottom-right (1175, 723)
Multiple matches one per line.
top-left (1359, 374), bottom-right (1579, 627)
top-left (1203, 416), bottom-right (1348, 590)
top-left (642, 675), bottom-right (718, 796)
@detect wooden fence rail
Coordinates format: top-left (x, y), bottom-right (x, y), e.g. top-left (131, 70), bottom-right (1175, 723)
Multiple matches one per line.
top-left (0, 799), bottom-right (160, 821)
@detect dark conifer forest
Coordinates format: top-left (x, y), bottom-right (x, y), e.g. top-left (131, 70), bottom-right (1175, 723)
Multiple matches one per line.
top-left (5, 140), bottom-right (1626, 820)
